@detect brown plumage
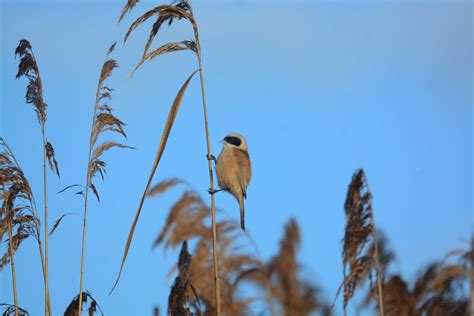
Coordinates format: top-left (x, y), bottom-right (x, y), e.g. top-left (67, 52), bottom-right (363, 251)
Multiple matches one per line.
top-left (215, 133), bottom-right (252, 230)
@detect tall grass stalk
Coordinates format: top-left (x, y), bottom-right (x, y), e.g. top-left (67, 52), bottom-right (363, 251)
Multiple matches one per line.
top-left (112, 2), bottom-right (222, 313)
top-left (15, 39), bottom-right (56, 316)
top-left (366, 181), bottom-right (384, 316)
top-left (6, 216), bottom-right (19, 316)
top-left (195, 43), bottom-right (222, 316)
top-left (77, 167), bottom-right (91, 314)
top-left (76, 43), bottom-right (130, 314)
top-left (41, 123), bottom-right (51, 316)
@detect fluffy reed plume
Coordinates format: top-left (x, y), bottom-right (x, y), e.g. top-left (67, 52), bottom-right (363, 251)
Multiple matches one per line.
top-left (76, 42), bottom-right (132, 314)
top-left (0, 303), bottom-right (30, 316)
top-left (111, 2), bottom-right (221, 309)
top-left (167, 241), bottom-right (200, 316)
top-left (337, 169), bottom-right (384, 315)
top-left (0, 138), bottom-right (46, 316)
top-left (63, 292), bottom-right (103, 316)
top-left (268, 219), bottom-right (332, 316)
top-left (15, 38), bottom-right (59, 316)
top-left (238, 219), bottom-right (332, 316)
top-left (358, 235), bottom-right (471, 316)
top-left (150, 179), bottom-right (270, 315)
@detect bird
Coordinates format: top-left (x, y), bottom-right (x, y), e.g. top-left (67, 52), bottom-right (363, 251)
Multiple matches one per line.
top-left (208, 133), bottom-right (252, 231)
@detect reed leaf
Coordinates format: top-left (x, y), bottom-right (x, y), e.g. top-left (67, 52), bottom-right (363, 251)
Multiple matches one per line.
top-left (49, 213), bottom-right (74, 237)
top-left (109, 69), bottom-right (198, 295)
top-left (56, 184), bottom-right (81, 194)
top-left (45, 141), bottom-right (60, 178)
top-left (119, 1), bottom-right (218, 312)
top-left (118, 0), bottom-right (140, 23)
top-left (131, 41), bottom-right (197, 78)
top-left (123, 4), bottom-right (193, 44)
top-left (121, 1), bottom-right (200, 79)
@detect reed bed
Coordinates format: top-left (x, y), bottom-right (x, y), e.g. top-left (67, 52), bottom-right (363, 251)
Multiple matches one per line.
top-left (0, 1), bottom-right (471, 316)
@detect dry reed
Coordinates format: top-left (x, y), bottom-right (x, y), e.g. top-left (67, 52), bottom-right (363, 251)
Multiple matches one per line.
top-left (111, 3), bottom-right (221, 315)
top-left (150, 179), bottom-right (262, 314)
top-left (15, 39), bottom-right (59, 316)
top-left (0, 138), bottom-right (46, 316)
top-left (148, 179), bottom-right (329, 315)
top-left (237, 219), bottom-right (332, 316)
top-left (64, 292), bottom-right (103, 316)
top-left (76, 42), bottom-right (132, 314)
top-left (0, 303), bottom-right (30, 316)
top-left (336, 169), bottom-right (384, 316)
top-left (109, 69), bottom-right (198, 294)
top-left (357, 232), bottom-right (471, 316)
top-left (167, 240), bottom-right (200, 316)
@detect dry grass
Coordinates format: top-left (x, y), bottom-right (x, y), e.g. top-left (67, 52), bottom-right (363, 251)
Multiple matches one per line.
top-left (15, 38), bottom-right (59, 316)
top-left (1, 3), bottom-right (471, 316)
top-left (0, 303), bottom-right (30, 316)
top-left (151, 181), bottom-right (260, 315)
top-left (167, 241), bottom-right (200, 316)
top-left (266, 220), bottom-right (332, 316)
top-left (0, 138), bottom-right (39, 268)
top-left (0, 138), bottom-right (46, 316)
top-left (116, 0), bottom-right (222, 311)
top-left (336, 169), bottom-right (384, 315)
top-left (112, 1), bottom-right (221, 314)
top-left (149, 179), bottom-right (331, 316)
top-left (63, 292), bottom-right (103, 316)
top-left (237, 219), bottom-right (332, 316)
top-left (76, 42), bottom-right (132, 313)
top-left (15, 39), bottom-right (48, 127)
top-left (110, 69), bottom-right (198, 294)
top-left (358, 235), bottom-right (471, 316)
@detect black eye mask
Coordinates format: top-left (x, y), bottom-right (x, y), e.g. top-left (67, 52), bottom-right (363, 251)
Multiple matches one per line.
top-left (224, 136), bottom-right (242, 147)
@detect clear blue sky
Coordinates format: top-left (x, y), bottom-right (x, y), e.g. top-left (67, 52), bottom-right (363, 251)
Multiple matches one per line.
top-left (0, 0), bottom-right (472, 315)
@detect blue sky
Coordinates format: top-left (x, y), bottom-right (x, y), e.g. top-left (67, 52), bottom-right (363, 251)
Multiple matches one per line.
top-left (0, 0), bottom-right (472, 315)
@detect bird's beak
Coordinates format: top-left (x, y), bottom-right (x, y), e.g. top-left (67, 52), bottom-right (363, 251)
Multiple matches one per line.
top-left (219, 140), bottom-right (225, 144)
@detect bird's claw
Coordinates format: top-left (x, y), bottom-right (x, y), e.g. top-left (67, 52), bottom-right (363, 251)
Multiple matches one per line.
top-left (207, 154), bottom-right (217, 163)
top-left (208, 188), bottom-right (220, 195)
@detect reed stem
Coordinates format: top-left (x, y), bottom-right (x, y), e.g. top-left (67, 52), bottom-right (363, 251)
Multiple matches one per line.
top-left (370, 219), bottom-right (385, 316)
top-left (196, 46), bottom-right (221, 316)
top-left (41, 126), bottom-right (52, 316)
top-left (78, 60), bottom-right (104, 314)
top-left (77, 188), bottom-right (90, 314)
top-left (7, 220), bottom-right (19, 316)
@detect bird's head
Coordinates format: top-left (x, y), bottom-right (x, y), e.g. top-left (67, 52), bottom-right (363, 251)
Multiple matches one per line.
top-left (221, 133), bottom-right (248, 151)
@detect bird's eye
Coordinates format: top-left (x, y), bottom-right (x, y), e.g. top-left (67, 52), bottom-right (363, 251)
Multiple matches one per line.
top-left (224, 136), bottom-right (241, 147)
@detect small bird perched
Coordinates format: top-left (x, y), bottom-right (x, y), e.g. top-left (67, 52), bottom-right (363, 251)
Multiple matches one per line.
top-left (208, 133), bottom-right (252, 230)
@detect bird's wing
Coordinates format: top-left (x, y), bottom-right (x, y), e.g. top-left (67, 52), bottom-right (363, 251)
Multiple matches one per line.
top-left (234, 148), bottom-right (251, 199)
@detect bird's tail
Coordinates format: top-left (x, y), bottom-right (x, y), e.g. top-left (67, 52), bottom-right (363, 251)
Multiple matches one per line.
top-left (239, 197), bottom-right (245, 231)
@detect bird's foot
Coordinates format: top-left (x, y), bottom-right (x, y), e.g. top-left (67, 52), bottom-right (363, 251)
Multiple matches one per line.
top-left (208, 188), bottom-right (222, 195)
top-left (206, 154), bottom-right (217, 163)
